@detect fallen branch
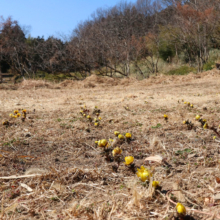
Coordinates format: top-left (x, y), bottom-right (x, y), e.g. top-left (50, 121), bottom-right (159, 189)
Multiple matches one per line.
top-left (0, 174), bottom-right (42, 179)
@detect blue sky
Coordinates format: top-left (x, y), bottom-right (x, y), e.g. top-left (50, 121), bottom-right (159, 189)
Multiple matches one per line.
top-left (1, 0), bottom-right (137, 39)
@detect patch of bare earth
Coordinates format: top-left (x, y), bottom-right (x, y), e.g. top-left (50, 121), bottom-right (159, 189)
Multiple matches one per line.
top-left (1, 70), bottom-right (220, 219)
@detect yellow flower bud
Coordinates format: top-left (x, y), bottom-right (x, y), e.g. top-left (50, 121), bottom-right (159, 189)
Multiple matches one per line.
top-left (118, 134), bottom-right (125, 140)
top-left (176, 203), bottom-right (186, 215)
top-left (124, 156), bottom-right (134, 165)
top-left (203, 123), bottom-right (208, 129)
top-left (114, 131), bottom-right (120, 136)
top-left (112, 147), bottom-right (122, 156)
top-left (164, 114), bottom-right (168, 120)
top-left (195, 115), bottom-right (200, 120)
top-left (152, 181), bottom-right (159, 188)
top-left (125, 133), bottom-right (132, 139)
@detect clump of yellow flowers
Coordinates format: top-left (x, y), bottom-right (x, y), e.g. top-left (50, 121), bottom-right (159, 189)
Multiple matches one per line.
top-left (9, 109), bottom-right (27, 121)
top-left (176, 203), bottom-right (186, 216)
top-left (10, 110), bottom-right (21, 118)
top-left (124, 156), bottom-right (134, 165)
top-left (2, 120), bottom-right (9, 126)
top-left (98, 139), bottom-right (108, 148)
top-left (136, 166), bottom-right (152, 182)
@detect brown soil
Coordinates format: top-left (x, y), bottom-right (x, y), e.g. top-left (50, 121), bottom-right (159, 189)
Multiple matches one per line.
top-left (1, 70), bottom-right (220, 219)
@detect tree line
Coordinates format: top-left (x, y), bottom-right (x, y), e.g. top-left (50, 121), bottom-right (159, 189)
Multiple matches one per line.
top-left (1, 0), bottom-right (220, 81)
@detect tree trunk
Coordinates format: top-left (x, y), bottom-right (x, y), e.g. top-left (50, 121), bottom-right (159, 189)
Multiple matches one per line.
top-left (0, 65), bottom-right (2, 84)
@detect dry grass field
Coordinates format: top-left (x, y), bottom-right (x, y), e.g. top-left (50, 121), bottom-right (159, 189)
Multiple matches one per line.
top-left (1, 70), bottom-right (220, 219)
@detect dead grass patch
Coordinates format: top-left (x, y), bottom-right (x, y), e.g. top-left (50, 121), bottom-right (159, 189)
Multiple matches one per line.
top-left (0, 71), bottom-right (220, 219)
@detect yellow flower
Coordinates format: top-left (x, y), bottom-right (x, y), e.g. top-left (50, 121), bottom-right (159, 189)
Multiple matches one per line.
top-left (109, 139), bottom-right (114, 142)
top-left (9, 114), bottom-right (13, 117)
top-left (98, 117), bottom-right (102, 120)
top-left (190, 104), bottom-right (193, 108)
top-left (213, 136), bottom-right (216, 140)
top-left (94, 118), bottom-right (98, 122)
top-left (96, 113), bottom-right (99, 116)
top-left (17, 113), bottom-right (21, 117)
top-left (14, 110), bottom-right (19, 114)
top-left (118, 134), bottom-right (125, 140)
top-left (125, 133), bottom-right (132, 139)
top-left (95, 141), bottom-right (99, 144)
top-left (187, 102), bottom-right (190, 106)
top-left (98, 139), bottom-right (108, 147)
top-left (152, 181), bottom-right (159, 188)
top-left (164, 114), bottom-right (168, 120)
top-left (195, 115), bottom-right (200, 120)
top-left (87, 115), bottom-right (91, 119)
top-left (136, 166), bottom-right (152, 182)
top-left (203, 123), bottom-right (208, 129)
top-left (112, 147), bottom-right (122, 156)
top-left (203, 119), bottom-right (206, 122)
top-left (22, 109), bottom-right (27, 113)
top-left (14, 115), bottom-right (17, 118)
top-left (176, 203), bottom-right (186, 215)
top-left (114, 131), bottom-right (120, 136)
top-left (95, 106), bottom-right (98, 109)
top-left (2, 120), bottom-right (9, 125)
top-left (184, 102), bottom-right (187, 104)
top-left (183, 120), bottom-right (186, 124)
top-left (124, 156), bottom-right (134, 165)
top-left (94, 122), bottom-right (99, 127)
top-left (83, 114), bottom-right (86, 117)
